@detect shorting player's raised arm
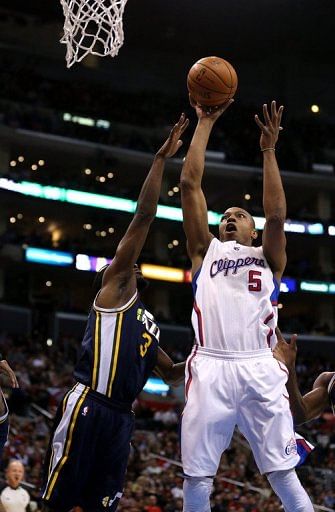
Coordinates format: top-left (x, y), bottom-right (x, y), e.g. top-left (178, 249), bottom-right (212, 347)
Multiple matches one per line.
top-left (180, 98), bottom-right (233, 275)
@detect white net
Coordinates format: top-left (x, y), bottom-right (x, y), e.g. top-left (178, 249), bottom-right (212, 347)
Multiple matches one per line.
top-left (60, 0), bottom-right (128, 68)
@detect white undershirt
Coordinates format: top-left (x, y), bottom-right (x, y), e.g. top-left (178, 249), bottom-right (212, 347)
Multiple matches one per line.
top-left (0, 486), bottom-right (30, 512)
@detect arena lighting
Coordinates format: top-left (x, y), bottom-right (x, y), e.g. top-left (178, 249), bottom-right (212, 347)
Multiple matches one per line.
top-left (311, 104), bottom-right (320, 113)
top-left (307, 223), bottom-right (323, 235)
top-left (143, 377), bottom-right (170, 395)
top-left (141, 264), bottom-right (184, 283)
top-left (0, 178), bottom-right (328, 234)
top-left (63, 112), bottom-right (110, 130)
top-left (76, 254), bottom-right (113, 271)
top-left (328, 226), bottom-right (335, 236)
top-left (300, 281), bottom-right (329, 293)
top-left (22, 247), bottom-right (335, 293)
top-left (280, 277), bottom-right (297, 293)
top-left (26, 247), bottom-right (73, 266)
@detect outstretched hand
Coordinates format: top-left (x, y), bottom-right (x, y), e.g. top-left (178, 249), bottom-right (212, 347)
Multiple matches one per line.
top-left (0, 359), bottom-right (19, 388)
top-left (255, 100), bottom-right (284, 150)
top-left (273, 329), bottom-right (297, 370)
top-left (156, 113), bottom-right (189, 159)
top-left (190, 94), bottom-right (234, 122)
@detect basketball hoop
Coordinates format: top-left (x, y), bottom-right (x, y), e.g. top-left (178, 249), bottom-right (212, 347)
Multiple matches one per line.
top-left (59, 0), bottom-right (128, 68)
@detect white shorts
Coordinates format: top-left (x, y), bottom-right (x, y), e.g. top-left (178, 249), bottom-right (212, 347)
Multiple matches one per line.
top-left (181, 346), bottom-right (300, 476)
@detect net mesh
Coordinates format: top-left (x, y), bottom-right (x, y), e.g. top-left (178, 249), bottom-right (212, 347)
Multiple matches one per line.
top-left (60, 0), bottom-right (128, 68)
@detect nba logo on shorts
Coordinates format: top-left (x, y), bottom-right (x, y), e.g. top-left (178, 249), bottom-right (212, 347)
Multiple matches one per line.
top-left (285, 437), bottom-right (297, 456)
top-left (82, 406), bottom-right (89, 416)
top-left (102, 492), bottom-right (123, 508)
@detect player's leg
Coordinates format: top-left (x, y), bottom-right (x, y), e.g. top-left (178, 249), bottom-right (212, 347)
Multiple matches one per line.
top-left (81, 407), bottom-right (135, 512)
top-left (42, 384), bottom-right (95, 511)
top-left (266, 469), bottom-right (314, 512)
top-left (237, 356), bottom-right (314, 511)
top-left (181, 355), bottom-right (236, 512)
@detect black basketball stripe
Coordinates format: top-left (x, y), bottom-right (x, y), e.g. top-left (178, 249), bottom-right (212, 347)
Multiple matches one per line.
top-left (188, 75), bottom-right (229, 96)
top-left (196, 62), bottom-right (236, 91)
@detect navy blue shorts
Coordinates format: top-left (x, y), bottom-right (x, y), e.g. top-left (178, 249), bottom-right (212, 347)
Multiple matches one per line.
top-left (42, 383), bottom-right (134, 512)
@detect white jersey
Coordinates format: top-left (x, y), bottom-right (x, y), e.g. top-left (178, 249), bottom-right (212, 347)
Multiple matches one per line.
top-left (192, 238), bottom-right (279, 351)
top-left (0, 486), bottom-right (30, 512)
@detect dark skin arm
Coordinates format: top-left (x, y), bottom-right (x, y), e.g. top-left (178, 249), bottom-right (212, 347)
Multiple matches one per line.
top-left (255, 101), bottom-right (286, 282)
top-left (180, 98), bottom-right (233, 275)
top-left (153, 347), bottom-right (185, 386)
top-left (95, 114), bottom-right (189, 309)
top-left (273, 328), bottom-right (330, 425)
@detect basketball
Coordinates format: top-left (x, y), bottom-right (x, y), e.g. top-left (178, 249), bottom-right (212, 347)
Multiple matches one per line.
top-left (187, 56), bottom-right (238, 107)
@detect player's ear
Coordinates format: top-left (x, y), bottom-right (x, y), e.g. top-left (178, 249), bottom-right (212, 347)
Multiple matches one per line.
top-left (251, 229), bottom-right (258, 240)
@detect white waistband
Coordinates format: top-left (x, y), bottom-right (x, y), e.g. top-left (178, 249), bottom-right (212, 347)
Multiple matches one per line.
top-left (195, 346), bottom-right (273, 360)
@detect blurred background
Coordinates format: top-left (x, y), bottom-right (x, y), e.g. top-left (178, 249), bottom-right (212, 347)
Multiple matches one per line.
top-left (0, 0), bottom-right (334, 510)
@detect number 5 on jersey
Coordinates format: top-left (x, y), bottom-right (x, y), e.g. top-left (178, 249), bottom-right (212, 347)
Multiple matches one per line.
top-left (248, 270), bottom-right (262, 291)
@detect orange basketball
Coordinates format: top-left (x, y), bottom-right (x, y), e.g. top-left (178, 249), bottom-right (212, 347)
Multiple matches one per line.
top-left (187, 56), bottom-right (238, 107)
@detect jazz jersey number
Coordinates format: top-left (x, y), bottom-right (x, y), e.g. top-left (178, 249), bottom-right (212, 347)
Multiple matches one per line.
top-left (248, 270), bottom-right (262, 292)
top-left (140, 332), bottom-right (152, 358)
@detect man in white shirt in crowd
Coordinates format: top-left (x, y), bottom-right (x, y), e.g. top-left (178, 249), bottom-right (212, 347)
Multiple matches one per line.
top-left (0, 460), bottom-right (30, 512)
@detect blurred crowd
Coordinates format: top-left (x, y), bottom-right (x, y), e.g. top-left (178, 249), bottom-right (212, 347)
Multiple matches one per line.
top-left (0, 330), bottom-right (333, 510)
top-left (0, 53), bottom-right (334, 175)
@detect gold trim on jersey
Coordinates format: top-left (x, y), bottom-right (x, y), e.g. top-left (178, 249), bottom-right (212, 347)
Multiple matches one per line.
top-left (107, 312), bottom-right (124, 397)
top-left (44, 386), bottom-right (89, 500)
top-left (94, 291), bottom-right (138, 314)
top-left (91, 311), bottom-right (101, 390)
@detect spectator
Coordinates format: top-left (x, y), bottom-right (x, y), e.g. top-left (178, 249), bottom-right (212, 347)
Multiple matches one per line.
top-left (0, 460), bottom-right (30, 512)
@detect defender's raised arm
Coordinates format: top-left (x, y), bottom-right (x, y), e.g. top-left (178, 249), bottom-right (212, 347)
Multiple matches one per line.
top-left (98, 114), bottom-right (188, 306)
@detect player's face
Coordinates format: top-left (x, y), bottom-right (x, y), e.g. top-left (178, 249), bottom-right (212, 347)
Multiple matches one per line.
top-left (219, 207), bottom-right (257, 245)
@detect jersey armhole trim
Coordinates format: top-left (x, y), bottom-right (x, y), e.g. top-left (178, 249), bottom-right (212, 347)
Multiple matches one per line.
top-left (94, 290), bottom-right (138, 313)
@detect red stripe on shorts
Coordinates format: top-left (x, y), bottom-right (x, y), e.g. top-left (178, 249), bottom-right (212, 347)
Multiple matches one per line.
top-left (296, 438), bottom-right (313, 453)
top-left (185, 346), bottom-right (198, 400)
top-left (193, 300), bottom-right (205, 346)
top-left (264, 312), bottom-right (274, 347)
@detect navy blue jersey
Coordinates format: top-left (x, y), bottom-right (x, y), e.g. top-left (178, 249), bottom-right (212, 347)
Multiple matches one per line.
top-left (74, 291), bottom-right (159, 405)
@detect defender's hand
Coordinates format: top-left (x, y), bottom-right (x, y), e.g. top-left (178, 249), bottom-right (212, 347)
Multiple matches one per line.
top-left (255, 100), bottom-right (284, 151)
top-left (273, 332), bottom-right (297, 370)
top-left (156, 113), bottom-right (189, 159)
top-left (0, 359), bottom-right (19, 388)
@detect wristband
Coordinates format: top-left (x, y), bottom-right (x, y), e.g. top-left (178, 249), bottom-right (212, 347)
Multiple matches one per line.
top-left (261, 147), bottom-right (275, 152)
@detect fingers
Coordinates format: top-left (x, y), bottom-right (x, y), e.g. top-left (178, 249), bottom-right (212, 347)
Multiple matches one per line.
top-left (257, 101), bottom-right (284, 129)
top-left (277, 104), bottom-right (284, 127)
top-left (174, 114), bottom-right (189, 135)
top-left (0, 361), bottom-right (19, 388)
top-left (290, 333), bottom-right (298, 348)
top-left (254, 114), bottom-right (270, 134)
top-left (220, 98), bottom-right (234, 113)
top-left (263, 103), bottom-right (272, 128)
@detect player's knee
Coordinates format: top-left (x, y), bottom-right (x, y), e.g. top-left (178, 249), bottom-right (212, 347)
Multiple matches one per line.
top-left (267, 469), bottom-right (314, 512)
top-left (183, 476), bottom-right (213, 512)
